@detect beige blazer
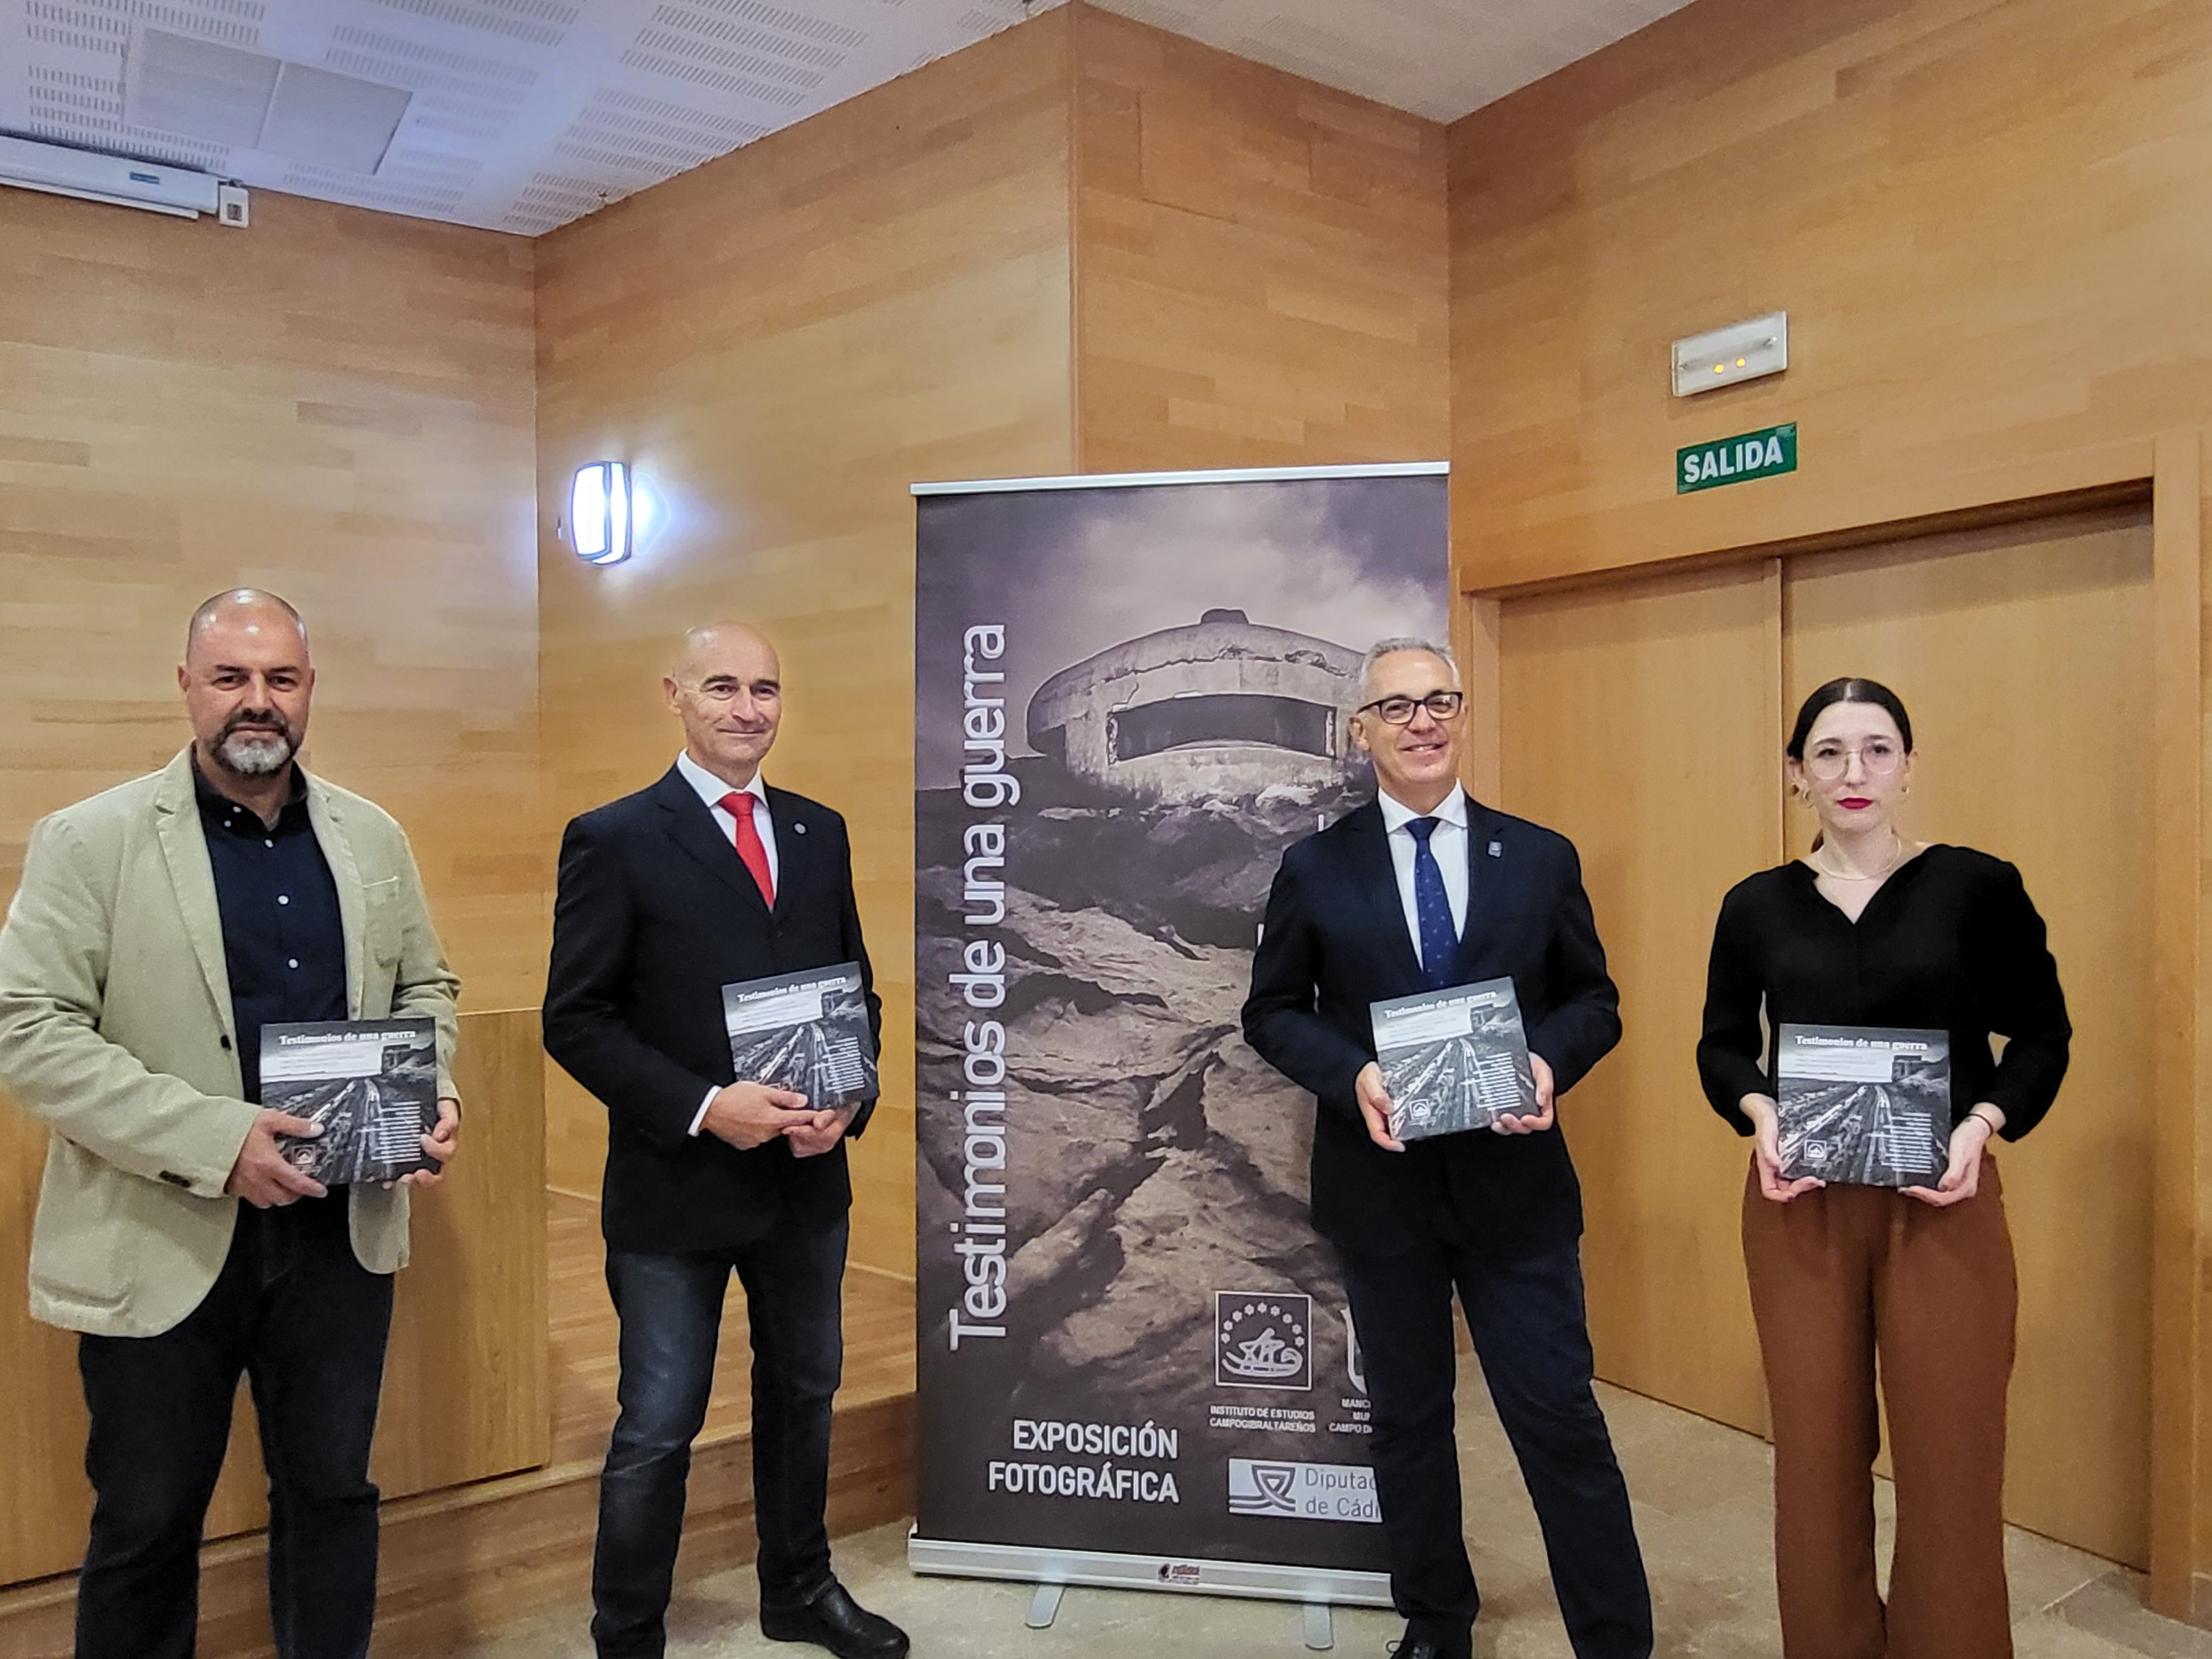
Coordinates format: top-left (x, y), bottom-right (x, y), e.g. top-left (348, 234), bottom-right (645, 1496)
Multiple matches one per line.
top-left (0, 749), bottom-right (461, 1337)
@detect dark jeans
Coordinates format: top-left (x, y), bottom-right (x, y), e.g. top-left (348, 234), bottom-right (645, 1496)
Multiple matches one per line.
top-left (1337, 1236), bottom-right (1652, 1659)
top-left (591, 1214), bottom-right (849, 1659)
top-left (75, 1194), bottom-right (394, 1659)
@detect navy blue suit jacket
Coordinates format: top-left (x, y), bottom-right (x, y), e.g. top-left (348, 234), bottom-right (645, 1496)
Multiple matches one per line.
top-left (543, 766), bottom-right (881, 1254)
top-left (1241, 795), bottom-right (1619, 1259)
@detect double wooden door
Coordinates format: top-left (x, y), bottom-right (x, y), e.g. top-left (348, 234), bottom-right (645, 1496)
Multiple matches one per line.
top-left (1491, 505), bottom-right (2154, 1566)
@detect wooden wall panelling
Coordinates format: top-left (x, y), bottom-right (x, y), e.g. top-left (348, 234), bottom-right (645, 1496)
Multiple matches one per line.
top-left (0, 1098), bottom-right (93, 1584)
top-left (1071, 4), bottom-right (1451, 473)
top-left (378, 1006), bottom-right (551, 1495)
top-left (1457, 594), bottom-right (1501, 804)
top-left (1, 1007), bottom-right (549, 1589)
top-left (1783, 508), bottom-right (2158, 1569)
top-left (1447, 0), bottom-right (2212, 593)
top-left (1495, 559), bottom-right (1781, 1433)
top-left (533, 12), bottom-right (1081, 1274)
top-left (2150, 432), bottom-right (2207, 1619)
top-left (0, 190), bottom-right (545, 1011)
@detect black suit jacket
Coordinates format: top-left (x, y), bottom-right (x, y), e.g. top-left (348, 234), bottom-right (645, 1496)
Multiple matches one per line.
top-left (1241, 795), bottom-right (1620, 1259)
top-left (543, 767), bottom-right (882, 1253)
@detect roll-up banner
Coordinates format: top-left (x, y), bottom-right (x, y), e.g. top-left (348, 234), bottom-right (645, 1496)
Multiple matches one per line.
top-left (908, 464), bottom-right (1449, 1606)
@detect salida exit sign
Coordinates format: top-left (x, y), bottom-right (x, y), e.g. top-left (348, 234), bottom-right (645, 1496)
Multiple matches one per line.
top-left (1678, 422), bottom-right (1797, 493)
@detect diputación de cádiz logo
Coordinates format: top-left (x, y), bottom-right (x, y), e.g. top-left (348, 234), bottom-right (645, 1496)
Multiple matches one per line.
top-left (1214, 1291), bottom-right (1312, 1390)
top-left (1227, 1461), bottom-right (1301, 1516)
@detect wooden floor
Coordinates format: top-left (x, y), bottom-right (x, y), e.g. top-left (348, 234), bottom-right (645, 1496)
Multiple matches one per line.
top-left (0, 1192), bottom-right (919, 1659)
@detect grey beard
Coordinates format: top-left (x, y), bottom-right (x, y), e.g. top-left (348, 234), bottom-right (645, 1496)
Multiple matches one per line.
top-left (215, 729), bottom-right (295, 777)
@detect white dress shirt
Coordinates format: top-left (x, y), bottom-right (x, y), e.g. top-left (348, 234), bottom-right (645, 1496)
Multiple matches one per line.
top-left (676, 748), bottom-right (779, 891)
top-left (1376, 784), bottom-right (1470, 968)
top-left (675, 750), bottom-right (780, 1135)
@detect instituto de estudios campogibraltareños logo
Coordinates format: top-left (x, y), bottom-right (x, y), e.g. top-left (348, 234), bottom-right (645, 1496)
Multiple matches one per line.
top-left (1214, 1291), bottom-right (1313, 1391)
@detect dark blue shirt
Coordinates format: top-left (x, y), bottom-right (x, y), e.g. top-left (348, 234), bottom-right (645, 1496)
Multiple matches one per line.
top-left (194, 758), bottom-right (348, 1102)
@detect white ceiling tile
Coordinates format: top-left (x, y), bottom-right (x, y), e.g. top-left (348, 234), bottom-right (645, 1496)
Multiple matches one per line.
top-left (0, 0), bottom-right (1692, 232)
top-left (124, 28), bottom-right (278, 144)
top-left (260, 58), bottom-right (411, 166)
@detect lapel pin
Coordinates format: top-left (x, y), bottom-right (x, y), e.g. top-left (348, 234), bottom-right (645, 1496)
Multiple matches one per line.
top-left (793, 821), bottom-right (807, 835)
top-left (1487, 839), bottom-right (1503, 858)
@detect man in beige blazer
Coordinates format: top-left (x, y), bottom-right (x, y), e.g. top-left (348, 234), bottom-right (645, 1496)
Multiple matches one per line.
top-left (0, 589), bottom-right (461, 1659)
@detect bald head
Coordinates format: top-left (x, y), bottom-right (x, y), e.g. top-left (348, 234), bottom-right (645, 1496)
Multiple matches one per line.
top-left (665, 620), bottom-right (782, 786)
top-left (186, 588), bottom-right (309, 665)
top-left (672, 620), bottom-right (777, 684)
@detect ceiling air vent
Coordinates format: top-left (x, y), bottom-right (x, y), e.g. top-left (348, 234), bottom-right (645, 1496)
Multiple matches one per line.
top-left (124, 28), bottom-right (414, 174)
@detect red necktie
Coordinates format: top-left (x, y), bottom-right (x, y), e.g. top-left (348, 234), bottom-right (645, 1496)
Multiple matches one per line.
top-left (719, 791), bottom-right (775, 908)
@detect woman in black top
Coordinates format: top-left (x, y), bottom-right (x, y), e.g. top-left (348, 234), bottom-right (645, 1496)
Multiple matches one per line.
top-left (1698, 677), bottom-right (2069, 1659)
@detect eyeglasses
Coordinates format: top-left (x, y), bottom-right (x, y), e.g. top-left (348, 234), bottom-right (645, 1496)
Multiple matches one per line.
top-left (680, 681), bottom-right (780, 706)
top-left (1357, 691), bottom-right (1464, 726)
top-left (1802, 741), bottom-right (1903, 781)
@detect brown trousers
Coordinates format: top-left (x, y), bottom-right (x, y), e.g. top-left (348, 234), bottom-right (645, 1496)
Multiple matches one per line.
top-left (1742, 1155), bottom-right (2017, 1659)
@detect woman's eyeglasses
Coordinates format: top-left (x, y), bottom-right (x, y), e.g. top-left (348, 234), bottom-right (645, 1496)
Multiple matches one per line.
top-left (1803, 742), bottom-right (1903, 781)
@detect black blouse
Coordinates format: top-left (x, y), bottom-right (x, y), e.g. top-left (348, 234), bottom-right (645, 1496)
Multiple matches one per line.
top-left (1697, 845), bottom-right (2071, 1140)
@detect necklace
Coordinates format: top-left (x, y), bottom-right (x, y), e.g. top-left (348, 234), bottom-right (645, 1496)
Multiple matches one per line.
top-left (1811, 832), bottom-right (1905, 883)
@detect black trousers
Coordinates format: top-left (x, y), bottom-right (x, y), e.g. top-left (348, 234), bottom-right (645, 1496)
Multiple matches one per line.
top-left (75, 1194), bottom-right (394, 1659)
top-left (591, 1213), bottom-right (849, 1659)
top-left (1337, 1236), bottom-right (1652, 1659)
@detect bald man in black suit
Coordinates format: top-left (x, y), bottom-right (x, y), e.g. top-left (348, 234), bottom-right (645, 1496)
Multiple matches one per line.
top-left (545, 622), bottom-right (906, 1659)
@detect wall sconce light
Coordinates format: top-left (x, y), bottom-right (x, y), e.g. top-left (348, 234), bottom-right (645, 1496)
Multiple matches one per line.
top-left (570, 461), bottom-right (632, 565)
top-left (1672, 312), bottom-right (1788, 397)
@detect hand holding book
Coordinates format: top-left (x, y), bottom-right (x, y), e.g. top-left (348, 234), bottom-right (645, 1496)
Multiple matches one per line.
top-left (225, 1108), bottom-right (328, 1208)
top-left (394, 1097), bottom-right (461, 1190)
top-left (1740, 1094), bottom-right (1824, 1205)
top-left (784, 1103), bottom-right (856, 1159)
top-left (1352, 1063), bottom-right (1404, 1152)
top-left (1902, 1101), bottom-right (2004, 1208)
top-left (700, 1079), bottom-right (818, 1150)
top-left (1492, 1051), bottom-right (1556, 1135)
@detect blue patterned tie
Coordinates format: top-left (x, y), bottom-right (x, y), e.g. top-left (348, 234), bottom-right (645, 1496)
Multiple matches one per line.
top-left (1406, 817), bottom-right (1458, 989)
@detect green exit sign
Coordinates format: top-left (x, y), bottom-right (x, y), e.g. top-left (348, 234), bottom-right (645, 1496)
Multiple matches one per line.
top-left (1678, 422), bottom-right (1797, 493)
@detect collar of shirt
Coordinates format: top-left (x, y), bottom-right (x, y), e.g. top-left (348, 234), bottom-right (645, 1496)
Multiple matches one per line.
top-left (674, 752), bottom-right (779, 890)
top-left (1376, 784), bottom-right (1469, 837)
top-left (191, 750), bottom-right (310, 836)
top-left (675, 749), bottom-right (767, 816)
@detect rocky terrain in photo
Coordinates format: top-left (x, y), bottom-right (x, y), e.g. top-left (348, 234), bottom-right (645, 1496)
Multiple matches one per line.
top-left (916, 782), bottom-right (1374, 1436)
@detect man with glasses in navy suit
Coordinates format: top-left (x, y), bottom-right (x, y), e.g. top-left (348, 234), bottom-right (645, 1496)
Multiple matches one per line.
top-left (544, 622), bottom-right (907, 1659)
top-left (1243, 638), bottom-right (1651, 1659)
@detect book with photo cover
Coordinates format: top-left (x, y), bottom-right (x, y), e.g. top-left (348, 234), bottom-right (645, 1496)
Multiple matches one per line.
top-left (263, 1019), bottom-right (438, 1183)
top-left (1369, 976), bottom-right (1538, 1142)
top-left (722, 962), bottom-right (877, 1113)
top-left (1774, 1024), bottom-right (1950, 1187)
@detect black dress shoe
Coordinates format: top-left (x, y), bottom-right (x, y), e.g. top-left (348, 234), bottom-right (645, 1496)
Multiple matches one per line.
top-left (759, 1582), bottom-right (910, 1659)
top-left (1389, 1632), bottom-right (1466, 1659)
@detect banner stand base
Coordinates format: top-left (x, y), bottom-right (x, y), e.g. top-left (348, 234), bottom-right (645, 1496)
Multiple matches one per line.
top-left (906, 1529), bottom-right (1394, 1617)
top-left (1024, 1583), bottom-right (1063, 1629)
top-left (1302, 1600), bottom-right (1333, 1651)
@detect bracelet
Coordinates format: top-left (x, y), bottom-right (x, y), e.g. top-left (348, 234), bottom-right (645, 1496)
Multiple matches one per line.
top-left (1967, 1107), bottom-right (2004, 1136)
